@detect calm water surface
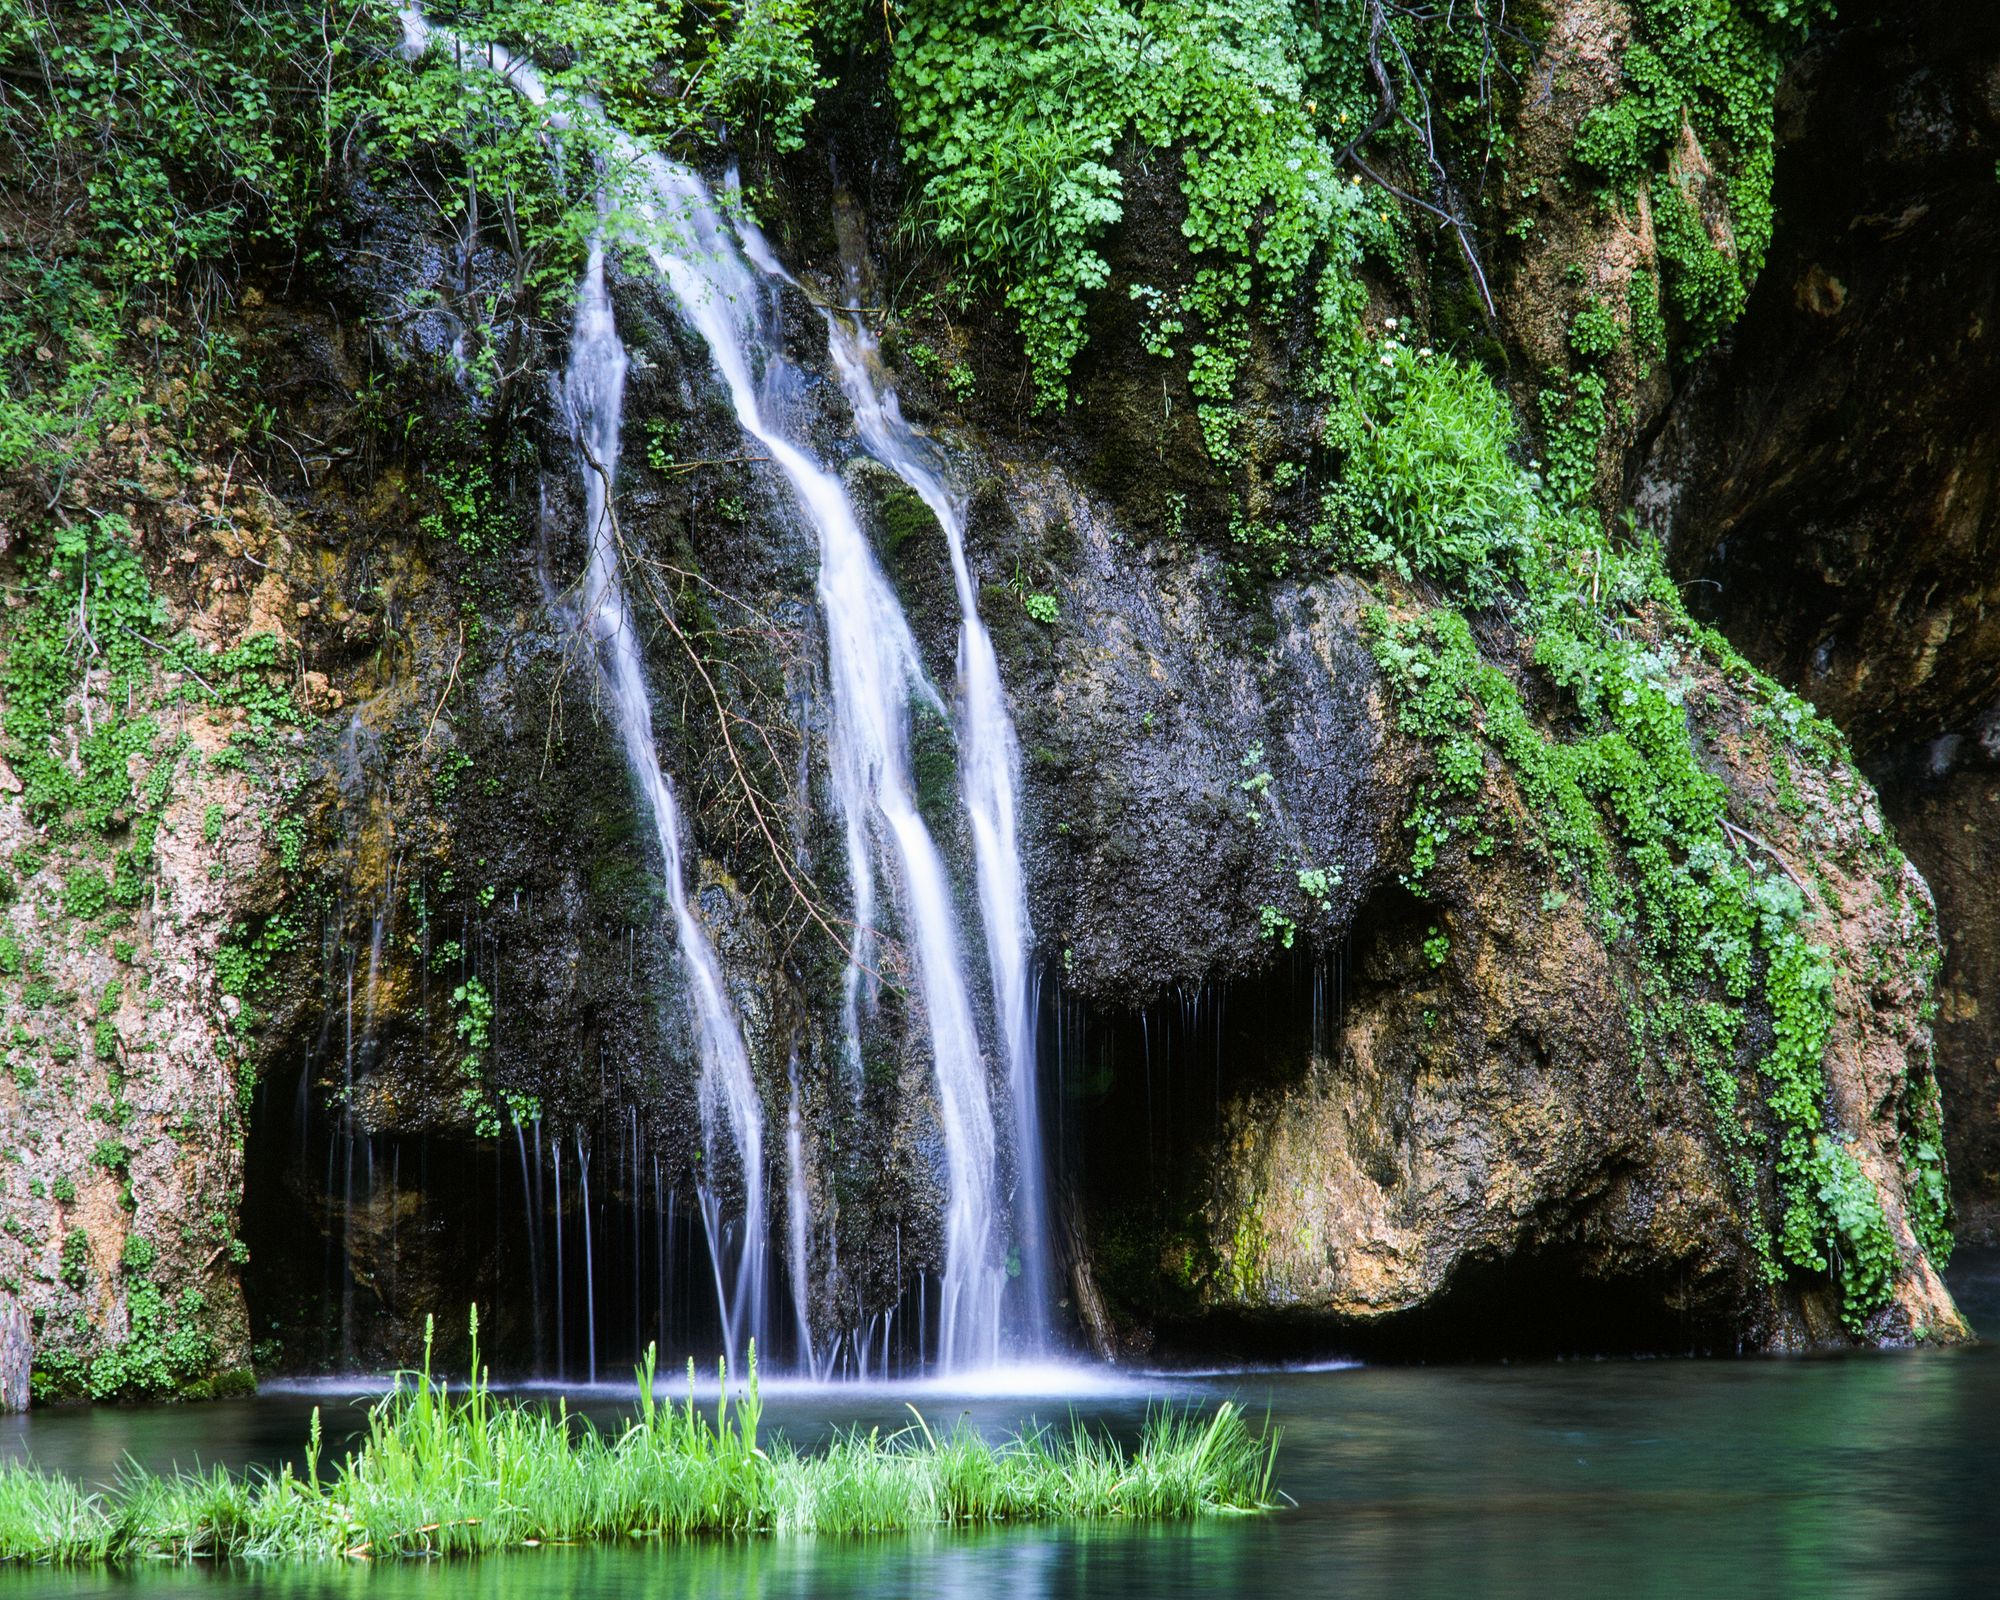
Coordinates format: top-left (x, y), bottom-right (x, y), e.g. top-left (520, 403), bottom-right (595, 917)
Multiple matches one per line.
top-left (8, 1251), bottom-right (1999, 1599)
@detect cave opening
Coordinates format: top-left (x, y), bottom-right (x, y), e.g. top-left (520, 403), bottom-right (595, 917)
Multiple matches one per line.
top-left (239, 1060), bottom-right (857, 1381)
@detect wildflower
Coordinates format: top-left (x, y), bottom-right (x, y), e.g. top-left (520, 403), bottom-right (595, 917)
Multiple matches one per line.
top-left (1383, 317), bottom-right (1398, 330)
top-left (1379, 353), bottom-right (1395, 368)
top-left (1418, 346), bottom-right (1434, 358)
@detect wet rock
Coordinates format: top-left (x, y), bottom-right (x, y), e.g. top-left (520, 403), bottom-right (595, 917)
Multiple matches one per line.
top-left (1644, 0), bottom-right (2000, 1231)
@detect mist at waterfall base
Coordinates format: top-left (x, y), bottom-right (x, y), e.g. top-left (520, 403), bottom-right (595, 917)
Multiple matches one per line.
top-left (10, 1252), bottom-right (2000, 1598)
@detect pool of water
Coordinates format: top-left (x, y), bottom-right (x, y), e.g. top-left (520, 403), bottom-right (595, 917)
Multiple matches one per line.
top-left (8, 1251), bottom-right (1999, 1599)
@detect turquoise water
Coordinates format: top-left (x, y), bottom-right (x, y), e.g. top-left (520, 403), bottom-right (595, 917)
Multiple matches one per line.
top-left (7, 1253), bottom-right (1998, 1598)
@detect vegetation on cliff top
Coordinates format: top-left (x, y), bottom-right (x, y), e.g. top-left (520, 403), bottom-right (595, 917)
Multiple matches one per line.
top-left (0, 1323), bottom-right (1277, 1563)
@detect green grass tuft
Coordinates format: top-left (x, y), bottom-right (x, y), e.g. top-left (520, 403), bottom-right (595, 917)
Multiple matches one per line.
top-left (0, 1317), bottom-right (1278, 1565)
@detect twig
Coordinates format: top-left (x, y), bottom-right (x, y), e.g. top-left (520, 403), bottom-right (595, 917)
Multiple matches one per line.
top-left (116, 623), bottom-right (219, 697)
top-left (658, 454), bottom-right (768, 477)
top-left (1722, 818), bottom-right (1810, 895)
top-left (421, 621), bottom-right (466, 752)
top-left (576, 438), bottom-right (881, 984)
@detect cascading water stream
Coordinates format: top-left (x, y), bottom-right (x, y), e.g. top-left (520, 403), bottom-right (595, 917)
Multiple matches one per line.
top-left (784, 1058), bottom-right (818, 1377)
top-left (620, 161), bottom-right (1003, 1369)
top-left (409, 0), bottom-right (778, 1367)
top-left (563, 234), bottom-right (768, 1369)
top-left (401, 6), bottom-right (1033, 1370)
top-left (820, 317), bottom-right (1052, 1350)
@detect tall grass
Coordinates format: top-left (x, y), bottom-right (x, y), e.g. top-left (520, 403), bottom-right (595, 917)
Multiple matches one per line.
top-left (0, 1318), bottom-right (1278, 1565)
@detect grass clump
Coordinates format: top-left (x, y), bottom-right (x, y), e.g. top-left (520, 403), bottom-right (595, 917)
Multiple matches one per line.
top-left (0, 1316), bottom-right (1278, 1565)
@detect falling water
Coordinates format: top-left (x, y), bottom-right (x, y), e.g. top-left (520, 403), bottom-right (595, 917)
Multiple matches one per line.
top-left (402, 2), bottom-right (771, 1368)
top-left (784, 1058), bottom-right (817, 1376)
top-left (608, 137), bottom-right (1005, 1367)
top-left (821, 314), bottom-right (1052, 1350)
top-left (563, 236), bottom-right (769, 1366)
top-left (402, 5), bottom-right (1019, 1370)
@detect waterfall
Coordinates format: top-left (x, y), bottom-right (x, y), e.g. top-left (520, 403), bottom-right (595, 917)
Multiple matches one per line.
top-left (622, 160), bottom-right (1002, 1369)
top-left (408, 2), bottom-right (776, 1367)
top-left (401, 6), bottom-right (1051, 1371)
top-left (821, 320), bottom-right (1052, 1350)
top-left (565, 236), bottom-right (769, 1367)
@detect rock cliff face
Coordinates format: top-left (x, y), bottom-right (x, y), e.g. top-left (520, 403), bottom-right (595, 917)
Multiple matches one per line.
top-left (1641, 0), bottom-right (2000, 1235)
top-left (0, 0), bottom-right (1978, 1396)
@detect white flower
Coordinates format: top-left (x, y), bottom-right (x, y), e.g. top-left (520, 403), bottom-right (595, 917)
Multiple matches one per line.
top-left (1383, 316), bottom-right (1399, 330)
top-left (1379, 353), bottom-right (1396, 367)
top-left (1418, 346), bottom-right (1433, 358)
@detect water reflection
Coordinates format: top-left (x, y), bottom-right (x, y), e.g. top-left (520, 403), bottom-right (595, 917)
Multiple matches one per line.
top-left (5, 1254), bottom-right (1999, 1599)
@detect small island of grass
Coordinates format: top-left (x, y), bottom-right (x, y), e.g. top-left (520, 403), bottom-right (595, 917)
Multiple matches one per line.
top-left (0, 1322), bottom-right (1279, 1566)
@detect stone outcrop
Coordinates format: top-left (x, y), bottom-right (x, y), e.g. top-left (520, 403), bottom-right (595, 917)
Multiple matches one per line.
top-left (1642, 0), bottom-right (2000, 1234)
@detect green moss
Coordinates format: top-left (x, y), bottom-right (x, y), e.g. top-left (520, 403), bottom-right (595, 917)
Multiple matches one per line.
top-left (1627, 270), bottom-right (1669, 369)
top-left (1653, 181), bottom-right (1748, 355)
top-left (1572, 0), bottom-right (1827, 357)
top-left (875, 482), bottom-right (940, 566)
top-left (1226, 1201), bottom-right (1270, 1300)
top-left (908, 697), bottom-right (961, 841)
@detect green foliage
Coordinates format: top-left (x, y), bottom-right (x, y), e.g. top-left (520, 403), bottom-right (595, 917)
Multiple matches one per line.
top-left (58, 1227), bottom-right (90, 1290)
top-left (0, 1323), bottom-right (1276, 1561)
top-left (1810, 1138), bottom-right (1897, 1332)
top-left (1258, 905), bottom-right (1298, 949)
top-left (1571, 0), bottom-right (1830, 355)
top-left (365, 0), bottom-right (835, 399)
top-left (62, 867), bottom-right (109, 921)
top-left (0, 0), bottom-right (334, 287)
top-left (0, 0), bottom-right (836, 474)
top-left (213, 917), bottom-right (299, 1016)
top-left (1317, 334), bottom-right (1540, 598)
top-left (1652, 181), bottom-right (1747, 356)
top-left (418, 457), bottom-right (511, 554)
top-left (2, 515), bottom-right (165, 834)
top-left (0, 513), bottom-right (299, 939)
top-left (88, 1137), bottom-right (129, 1174)
top-left (1022, 591), bottom-right (1060, 625)
top-left (451, 976), bottom-right (502, 1135)
top-left (1902, 1071), bottom-right (1953, 1267)
top-left (75, 1282), bottom-right (217, 1400)
top-left (891, 0), bottom-right (1389, 410)
top-left (1346, 328), bottom-right (1925, 1325)
top-left (0, 256), bottom-right (142, 485)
